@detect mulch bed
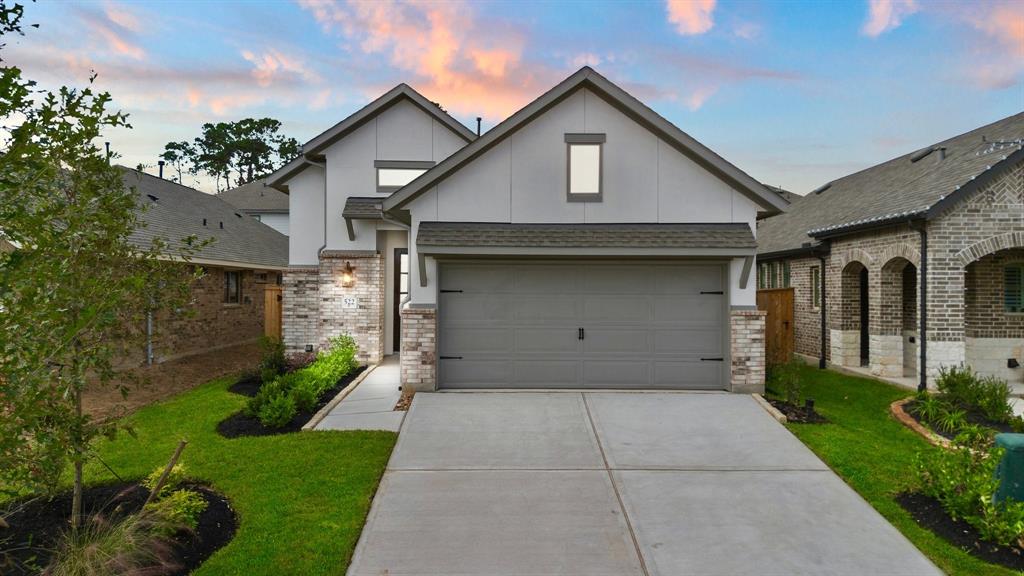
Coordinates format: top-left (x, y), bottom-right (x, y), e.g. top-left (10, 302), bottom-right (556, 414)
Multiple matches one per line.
top-left (766, 398), bottom-right (829, 424)
top-left (897, 491), bottom-right (1024, 570)
top-left (1, 482), bottom-right (236, 576)
top-left (903, 399), bottom-right (1016, 441)
top-left (394, 393), bottom-right (413, 412)
top-left (228, 373), bottom-right (262, 397)
top-left (217, 366), bottom-right (366, 438)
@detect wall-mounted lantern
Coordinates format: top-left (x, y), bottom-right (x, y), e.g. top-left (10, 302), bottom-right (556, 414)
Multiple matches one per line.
top-left (340, 261), bottom-right (356, 288)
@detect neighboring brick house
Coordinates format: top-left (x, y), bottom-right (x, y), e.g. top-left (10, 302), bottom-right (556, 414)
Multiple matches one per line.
top-left (218, 179), bottom-right (290, 236)
top-left (121, 167), bottom-right (288, 364)
top-left (268, 67), bottom-right (788, 393)
top-left (757, 112), bottom-right (1024, 389)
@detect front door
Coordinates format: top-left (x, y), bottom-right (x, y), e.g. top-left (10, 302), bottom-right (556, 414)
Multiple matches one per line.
top-left (394, 248), bottom-right (409, 351)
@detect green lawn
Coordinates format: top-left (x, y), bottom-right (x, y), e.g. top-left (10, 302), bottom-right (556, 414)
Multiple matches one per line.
top-left (782, 364), bottom-right (1017, 576)
top-left (83, 376), bottom-right (396, 575)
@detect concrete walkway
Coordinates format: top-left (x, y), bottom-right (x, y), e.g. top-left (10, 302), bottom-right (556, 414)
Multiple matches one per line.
top-left (348, 392), bottom-right (942, 576)
top-left (315, 356), bottom-right (404, 432)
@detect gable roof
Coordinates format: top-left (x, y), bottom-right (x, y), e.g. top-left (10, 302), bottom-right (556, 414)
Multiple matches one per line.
top-left (122, 167), bottom-right (288, 269)
top-left (267, 84), bottom-right (476, 192)
top-left (383, 67), bottom-right (788, 215)
top-left (218, 179), bottom-right (289, 213)
top-left (757, 111), bottom-right (1024, 256)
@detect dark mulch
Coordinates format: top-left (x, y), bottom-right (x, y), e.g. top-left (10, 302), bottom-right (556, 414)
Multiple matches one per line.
top-left (897, 491), bottom-right (1024, 570)
top-left (394, 392), bottom-right (413, 412)
top-left (1, 482), bottom-right (236, 576)
top-left (228, 373), bottom-right (262, 397)
top-left (904, 399), bottom-right (1017, 441)
top-left (766, 398), bottom-right (829, 424)
top-left (217, 366), bottom-right (366, 438)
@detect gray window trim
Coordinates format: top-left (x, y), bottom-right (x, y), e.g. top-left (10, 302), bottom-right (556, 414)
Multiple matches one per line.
top-left (564, 133), bottom-right (606, 144)
top-left (376, 161), bottom-right (435, 194)
top-left (566, 138), bottom-right (603, 203)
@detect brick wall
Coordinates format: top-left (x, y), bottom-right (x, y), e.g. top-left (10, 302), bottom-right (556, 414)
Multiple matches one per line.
top-left (965, 249), bottom-right (1024, 338)
top-left (283, 267), bottom-right (319, 355)
top-left (318, 251), bottom-right (385, 364)
top-left (786, 256), bottom-right (825, 359)
top-left (730, 309), bottom-right (766, 393)
top-left (400, 305), bottom-right (437, 391)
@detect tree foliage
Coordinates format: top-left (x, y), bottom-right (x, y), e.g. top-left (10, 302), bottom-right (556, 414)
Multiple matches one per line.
top-left (0, 0), bottom-right (202, 525)
top-left (161, 118), bottom-right (299, 191)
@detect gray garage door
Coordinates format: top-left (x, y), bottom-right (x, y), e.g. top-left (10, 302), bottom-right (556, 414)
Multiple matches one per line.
top-left (438, 262), bottom-right (726, 389)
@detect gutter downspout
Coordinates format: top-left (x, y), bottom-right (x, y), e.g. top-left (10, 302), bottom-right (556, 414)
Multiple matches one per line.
top-left (917, 222), bottom-right (928, 392)
top-left (819, 250), bottom-right (827, 370)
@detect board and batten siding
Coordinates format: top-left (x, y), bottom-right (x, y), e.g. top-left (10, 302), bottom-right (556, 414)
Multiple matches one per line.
top-left (406, 87), bottom-right (759, 307)
top-left (287, 98), bottom-right (467, 261)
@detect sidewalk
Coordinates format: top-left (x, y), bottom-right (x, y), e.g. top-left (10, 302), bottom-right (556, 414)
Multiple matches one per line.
top-left (316, 356), bottom-right (405, 432)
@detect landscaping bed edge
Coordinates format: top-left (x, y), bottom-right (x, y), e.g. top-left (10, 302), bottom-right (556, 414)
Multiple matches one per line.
top-left (890, 397), bottom-right (952, 449)
top-left (302, 363), bottom-right (378, 430)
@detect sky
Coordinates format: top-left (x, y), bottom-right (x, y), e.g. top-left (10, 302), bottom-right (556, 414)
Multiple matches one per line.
top-left (4, 0), bottom-right (1023, 195)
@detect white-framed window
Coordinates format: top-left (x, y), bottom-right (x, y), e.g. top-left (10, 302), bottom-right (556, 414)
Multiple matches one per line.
top-left (375, 160), bottom-right (434, 193)
top-left (565, 133), bottom-right (605, 201)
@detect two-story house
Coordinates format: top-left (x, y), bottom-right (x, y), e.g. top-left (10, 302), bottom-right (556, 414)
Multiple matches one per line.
top-left (268, 67), bottom-right (787, 393)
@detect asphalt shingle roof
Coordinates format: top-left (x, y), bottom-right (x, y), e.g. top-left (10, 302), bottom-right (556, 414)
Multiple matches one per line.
top-left (342, 197), bottom-right (384, 220)
top-left (757, 112), bottom-right (1024, 255)
top-left (417, 222), bottom-right (755, 249)
top-left (217, 179), bottom-right (289, 213)
top-left (122, 167), bottom-right (288, 268)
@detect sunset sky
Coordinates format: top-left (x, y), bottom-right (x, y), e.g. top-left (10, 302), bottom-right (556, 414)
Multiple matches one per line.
top-left (6, 0), bottom-right (1023, 194)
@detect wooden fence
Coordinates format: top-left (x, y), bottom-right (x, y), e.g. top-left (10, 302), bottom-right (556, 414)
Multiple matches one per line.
top-left (756, 287), bottom-right (794, 366)
top-left (264, 285), bottom-right (282, 339)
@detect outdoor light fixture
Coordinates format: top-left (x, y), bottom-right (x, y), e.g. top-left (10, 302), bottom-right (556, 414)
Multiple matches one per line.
top-left (340, 261), bottom-right (356, 288)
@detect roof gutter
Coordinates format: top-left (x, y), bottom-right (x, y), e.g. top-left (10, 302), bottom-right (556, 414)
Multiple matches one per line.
top-left (757, 243), bottom-right (830, 262)
top-left (808, 213), bottom-right (927, 240)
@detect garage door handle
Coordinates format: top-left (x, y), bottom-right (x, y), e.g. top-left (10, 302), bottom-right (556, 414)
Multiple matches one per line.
top-left (440, 289), bottom-right (463, 293)
top-left (700, 357), bottom-right (724, 362)
top-left (440, 356), bottom-right (462, 360)
top-left (578, 327), bottom-right (584, 340)
top-left (700, 291), bottom-right (724, 295)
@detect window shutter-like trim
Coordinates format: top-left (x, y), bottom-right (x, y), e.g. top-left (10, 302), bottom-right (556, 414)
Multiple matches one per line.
top-left (1005, 265), bottom-right (1023, 313)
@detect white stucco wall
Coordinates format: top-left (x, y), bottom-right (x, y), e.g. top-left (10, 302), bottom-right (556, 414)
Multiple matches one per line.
top-left (254, 212), bottom-right (289, 236)
top-left (406, 87), bottom-right (760, 306)
top-left (287, 165), bottom-right (325, 266)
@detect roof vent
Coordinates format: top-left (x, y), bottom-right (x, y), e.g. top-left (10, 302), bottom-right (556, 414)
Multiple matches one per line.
top-left (146, 194), bottom-right (158, 202)
top-left (235, 212), bottom-right (242, 218)
top-left (219, 221), bottom-right (224, 229)
top-left (910, 146), bottom-right (946, 163)
top-left (812, 182), bottom-right (832, 195)
top-left (202, 218), bottom-right (207, 226)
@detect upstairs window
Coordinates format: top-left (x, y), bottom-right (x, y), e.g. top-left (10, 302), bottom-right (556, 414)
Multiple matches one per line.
top-left (375, 160), bottom-right (434, 193)
top-left (1005, 264), bottom-right (1024, 312)
top-left (565, 133), bottom-right (605, 201)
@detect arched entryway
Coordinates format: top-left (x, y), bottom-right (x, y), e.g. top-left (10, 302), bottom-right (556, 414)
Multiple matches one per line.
top-left (837, 261), bottom-right (869, 367)
top-left (876, 257), bottom-right (918, 378)
top-left (964, 247), bottom-right (1024, 387)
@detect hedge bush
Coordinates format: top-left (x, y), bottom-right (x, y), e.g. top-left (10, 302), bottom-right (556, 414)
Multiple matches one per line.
top-left (244, 335), bottom-right (360, 429)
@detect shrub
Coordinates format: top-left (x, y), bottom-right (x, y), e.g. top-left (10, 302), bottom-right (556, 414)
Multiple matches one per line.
top-left (145, 489), bottom-right (207, 537)
top-left (46, 512), bottom-right (178, 576)
top-left (767, 359), bottom-right (802, 405)
top-left (913, 392), bottom-right (947, 424)
top-left (977, 375), bottom-right (1014, 423)
top-left (936, 365), bottom-right (1014, 424)
top-left (935, 408), bottom-right (967, 434)
top-left (917, 439), bottom-right (1024, 547)
top-left (257, 336), bottom-right (286, 376)
top-left (142, 464), bottom-right (187, 499)
top-left (258, 394), bottom-right (297, 428)
top-left (290, 380), bottom-right (319, 413)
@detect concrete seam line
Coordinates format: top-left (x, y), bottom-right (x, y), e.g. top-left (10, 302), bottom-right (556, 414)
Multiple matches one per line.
top-left (302, 363), bottom-right (379, 431)
top-left (752, 393), bottom-right (787, 424)
top-left (581, 392), bottom-right (651, 576)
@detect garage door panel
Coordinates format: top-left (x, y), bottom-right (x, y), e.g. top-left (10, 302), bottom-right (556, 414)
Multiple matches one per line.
top-left (653, 265), bottom-right (723, 293)
top-left (442, 266), bottom-right (515, 292)
top-left (514, 267), bottom-right (582, 293)
top-left (513, 361), bottom-right (580, 387)
top-left (512, 296), bottom-right (577, 322)
top-left (443, 294), bottom-right (513, 323)
top-left (581, 266), bottom-right (655, 294)
top-left (583, 329), bottom-right (651, 355)
top-left (652, 296), bottom-right (722, 323)
top-left (654, 328), bottom-right (723, 355)
top-left (583, 361), bottom-right (650, 387)
top-left (655, 361), bottom-right (723, 389)
top-left (441, 359), bottom-right (512, 388)
top-left (581, 296), bottom-right (651, 322)
top-left (515, 328), bottom-right (581, 354)
top-left (440, 328), bottom-right (512, 355)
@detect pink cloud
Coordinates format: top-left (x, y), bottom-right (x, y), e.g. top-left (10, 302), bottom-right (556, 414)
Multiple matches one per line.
top-left (241, 48), bottom-right (322, 87)
top-left (76, 2), bottom-right (147, 60)
top-left (297, 0), bottom-right (558, 120)
top-left (685, 85), bottom-right (718, 110)
top-left (665, 0), bottom-right (716, 36)
top-left (862, 0), bottom-right (919, 37)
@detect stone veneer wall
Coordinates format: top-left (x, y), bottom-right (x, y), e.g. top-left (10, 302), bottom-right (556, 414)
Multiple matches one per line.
top-left (317, 251), bottom-right (385, 365)
top-left (730, 309), bottom-right (766, 393)
top-left (283, 267), bottom-right (319, 355)
top-left (400, 306), bottom-right (437, 391)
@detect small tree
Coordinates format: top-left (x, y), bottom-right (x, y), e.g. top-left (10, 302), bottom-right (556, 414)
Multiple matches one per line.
top-left (0, 1), bottom-right (201, 529)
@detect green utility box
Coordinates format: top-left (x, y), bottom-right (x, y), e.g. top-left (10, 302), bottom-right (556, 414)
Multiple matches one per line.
top-left (994, 433), bottom-right (1024, 503)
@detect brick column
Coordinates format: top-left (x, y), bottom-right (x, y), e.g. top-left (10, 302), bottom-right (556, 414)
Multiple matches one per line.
top-left (731, 309), bottom-right (766, 394)
top-left (282, 267), bottom-right (319, 355)
top-left (318, 251), bottom-right (385, 365)
top-left (400, 305), bottom-right (437, 391)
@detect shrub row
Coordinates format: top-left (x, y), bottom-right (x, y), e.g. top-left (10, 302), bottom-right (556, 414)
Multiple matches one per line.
top-left (913, 366), bottom-right (1023, 435)
top-left (244, 335), bottom-right (359, 428)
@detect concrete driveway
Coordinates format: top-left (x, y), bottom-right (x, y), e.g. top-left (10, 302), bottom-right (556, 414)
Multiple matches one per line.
top-left (348, 392), bottom-right (942, 576)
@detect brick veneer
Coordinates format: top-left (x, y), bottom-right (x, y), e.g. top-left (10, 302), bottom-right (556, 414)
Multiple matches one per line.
top-left (400, 305), bottom-right (437, 391)
top-left (282, 251), bottom-right (385, 364)
top-left (730, 309), bottom-right (766, 393)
